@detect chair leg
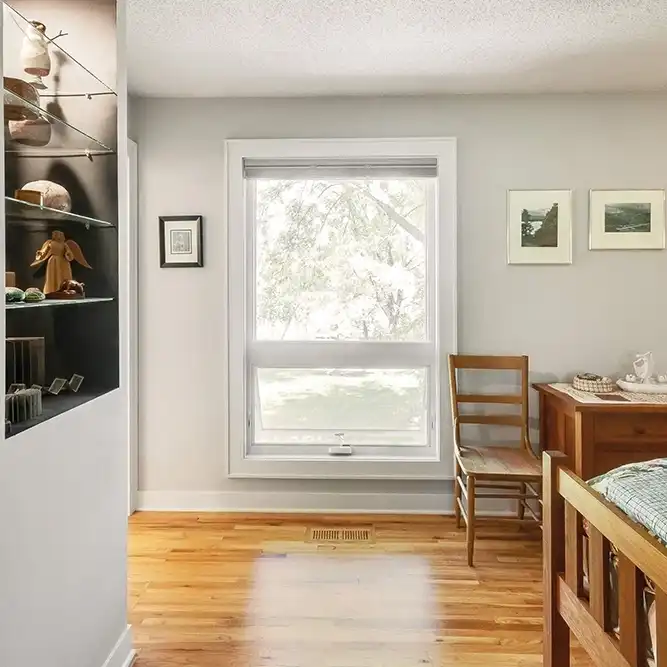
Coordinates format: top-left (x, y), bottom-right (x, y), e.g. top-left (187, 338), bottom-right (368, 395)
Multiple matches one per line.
top-left (518, 482), bottom-right (526, 520)
top-left (454, 460), bottom-right (462, 529)
top-left (467, 476), bottom-right (476, 567)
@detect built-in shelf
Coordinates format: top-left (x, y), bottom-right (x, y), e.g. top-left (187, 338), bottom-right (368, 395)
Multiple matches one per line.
top-left (5, 197), bottom-right (114, 228)
top-left (4, 88), bottom-right (115, 157)
top-left (6, 297), bottom-right (114, 310)
top-left (3, 3), bottom-right (117, 98)
top-left (7, 389), bottom-right (111, 438)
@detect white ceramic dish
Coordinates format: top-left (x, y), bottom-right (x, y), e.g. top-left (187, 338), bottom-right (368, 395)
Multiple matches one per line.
top-left (616, 379), bottom-right (667, 394)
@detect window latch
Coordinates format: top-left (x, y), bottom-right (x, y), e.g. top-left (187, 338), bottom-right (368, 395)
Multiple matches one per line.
top-left (329, 432), bottom-right (353, 456)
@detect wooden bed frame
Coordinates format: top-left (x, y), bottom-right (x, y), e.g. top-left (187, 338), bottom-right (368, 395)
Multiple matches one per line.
top-left (544, 451), bottom-right (667, 667)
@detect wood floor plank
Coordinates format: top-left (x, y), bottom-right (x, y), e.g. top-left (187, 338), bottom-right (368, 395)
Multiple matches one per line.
top-left (129, 513), bottom-right (592, 667)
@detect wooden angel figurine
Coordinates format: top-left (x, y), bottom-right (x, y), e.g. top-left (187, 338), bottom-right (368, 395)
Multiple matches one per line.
top-left (31, 230), bottom-right (91, 294)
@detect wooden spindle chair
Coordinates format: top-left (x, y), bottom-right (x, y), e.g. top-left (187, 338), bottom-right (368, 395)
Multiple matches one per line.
top-left (448, 354), bottom-right (542, 566)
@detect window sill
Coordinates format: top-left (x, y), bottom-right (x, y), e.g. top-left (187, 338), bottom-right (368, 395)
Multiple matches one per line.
top-left (228, 451), bottom-right (453, 480)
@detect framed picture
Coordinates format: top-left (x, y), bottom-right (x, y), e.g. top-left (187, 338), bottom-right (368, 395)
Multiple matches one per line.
top-left (507, 190), bottom-right (572, 264)
top-left (159, 215), bottom-right (204, 267)
top-left (589, 190), bottom-right (665, 250)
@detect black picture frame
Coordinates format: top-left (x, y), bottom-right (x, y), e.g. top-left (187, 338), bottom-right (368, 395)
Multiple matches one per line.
top-left (159, 215), bottom-right (204, 268)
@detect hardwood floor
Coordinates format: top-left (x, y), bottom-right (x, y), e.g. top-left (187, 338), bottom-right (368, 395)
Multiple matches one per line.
top-left (129, 513), bottom-right (592, 666)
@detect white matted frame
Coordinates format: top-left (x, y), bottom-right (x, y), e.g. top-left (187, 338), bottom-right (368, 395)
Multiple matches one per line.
top-left (507, 189), bottom-right (572, 265)
top-left (589, 189), bottom-right (665, 250)
top-left (225, 138), bottom-right (457, 479)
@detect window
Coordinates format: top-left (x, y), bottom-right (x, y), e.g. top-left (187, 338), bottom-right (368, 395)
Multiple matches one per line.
top-left (227, 139), bottom-right (457, 479)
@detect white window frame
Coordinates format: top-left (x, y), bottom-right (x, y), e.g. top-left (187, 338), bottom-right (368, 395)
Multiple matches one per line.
top-left (226, 138), bottom-right (457, 479)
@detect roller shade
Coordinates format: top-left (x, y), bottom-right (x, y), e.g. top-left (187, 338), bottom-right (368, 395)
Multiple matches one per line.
top-left (243, 157), bottom-right (438, 179)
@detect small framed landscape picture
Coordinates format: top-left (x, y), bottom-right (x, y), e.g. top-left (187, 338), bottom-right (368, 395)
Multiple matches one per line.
top-left (589, 190), bottom-right (665, 250)
top-left (159, 215), bottom-right (204, 267)
top-left (507, 190), bottom-right (572, 264)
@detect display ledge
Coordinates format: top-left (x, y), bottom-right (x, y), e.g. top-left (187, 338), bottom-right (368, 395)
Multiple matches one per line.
top-left (6, 197), bottom-right (114, 229)
top-left (4, 88), bottom-right (115, 157)
top-left (6, 389), bottom-right (113, 439)
top-left (7, 297), bottom-right (114, 310)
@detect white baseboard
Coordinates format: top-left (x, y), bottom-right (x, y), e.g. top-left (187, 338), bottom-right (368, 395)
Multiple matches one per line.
top-left (138, 490), bottom-right (449, 513)
top-left (100, 625), bottom-right (135, 667)
top-left (137, 490), bottom-right (518, 515)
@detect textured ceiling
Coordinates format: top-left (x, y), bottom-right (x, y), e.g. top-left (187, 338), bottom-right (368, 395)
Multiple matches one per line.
top-left (127, 0), bottom-right (667, 97)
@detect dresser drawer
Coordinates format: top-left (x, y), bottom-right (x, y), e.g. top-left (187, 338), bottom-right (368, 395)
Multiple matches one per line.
top-left (594, 413), bottom-right (667, 442)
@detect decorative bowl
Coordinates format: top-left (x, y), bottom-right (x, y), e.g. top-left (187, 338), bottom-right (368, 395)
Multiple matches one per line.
top-left (616, 380), bottom-right (667, 395)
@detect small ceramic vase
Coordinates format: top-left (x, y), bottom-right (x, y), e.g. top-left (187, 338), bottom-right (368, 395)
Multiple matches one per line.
top-left (21, 21), bottom-right (51, 90)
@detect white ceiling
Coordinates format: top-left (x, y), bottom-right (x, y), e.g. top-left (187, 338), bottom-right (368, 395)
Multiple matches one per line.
top-left (127, 0), bottom-right (667, 97)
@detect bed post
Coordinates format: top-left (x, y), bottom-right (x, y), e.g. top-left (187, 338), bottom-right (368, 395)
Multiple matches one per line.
top-left (543, 451), bottom-right (570, 667)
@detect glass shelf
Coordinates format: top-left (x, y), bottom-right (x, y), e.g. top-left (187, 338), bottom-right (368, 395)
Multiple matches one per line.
top-left (7, 297), bottom-right (114, 310)
top-left (4, 88), bottom-right (115, 157)
top-left (3, 3), bottom-right (116, 97)
top-left (5, 197), bottom-right (114, 229)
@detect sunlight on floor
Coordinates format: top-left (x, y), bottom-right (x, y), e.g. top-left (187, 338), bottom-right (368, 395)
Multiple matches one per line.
top-left (246, 553), bottom-right (439, 666)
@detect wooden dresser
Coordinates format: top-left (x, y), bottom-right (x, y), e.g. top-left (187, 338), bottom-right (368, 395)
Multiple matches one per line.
top-left (534, 383), bottom-right (667, 479)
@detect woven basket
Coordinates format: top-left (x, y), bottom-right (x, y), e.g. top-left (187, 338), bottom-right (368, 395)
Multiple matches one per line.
top-left (573, 374), bottom-right (615, 393)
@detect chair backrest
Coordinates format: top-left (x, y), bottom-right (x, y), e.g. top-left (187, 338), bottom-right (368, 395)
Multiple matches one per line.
top-left (448, 354), bottom-right (530, 452)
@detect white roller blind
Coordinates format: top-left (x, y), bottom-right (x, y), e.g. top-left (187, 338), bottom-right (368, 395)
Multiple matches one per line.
top-left (243, 157), bottom-right (438, 179)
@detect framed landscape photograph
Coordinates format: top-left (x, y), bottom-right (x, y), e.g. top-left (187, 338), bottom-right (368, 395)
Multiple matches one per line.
top-left (159, 215), bottom-right (204, 267)
top-left (507, 190), bottom-right (572, 264)
top-left (589, 190), bottom-right (665, 250)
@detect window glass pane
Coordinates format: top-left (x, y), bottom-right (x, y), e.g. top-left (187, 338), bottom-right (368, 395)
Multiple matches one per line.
top-left (255, 179), bottom-right (429, 341)
top-left (254, 368), bottom-right (428, 446)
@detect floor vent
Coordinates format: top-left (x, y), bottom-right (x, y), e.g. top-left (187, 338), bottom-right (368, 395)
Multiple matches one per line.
top-left (307, 527), bottom-right (374, 543)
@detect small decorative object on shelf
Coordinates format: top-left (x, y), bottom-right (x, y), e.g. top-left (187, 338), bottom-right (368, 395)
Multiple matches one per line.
top-left (9, 116), bottom-right (52, 147)
top-left (5, 286), bottom-right (25, 303)
top-left (24, 287), bottom-right (45, 302)
top-left (6, 337), bottom-right (46, 387)
top-left (617, 352), bottom-right (667, 394)
top-left (31, 231), bottom-right (91, 294)
top-left (5, 272), bottom-right (16, 287)
top-left (20, 21), bottom-right (51, 90)
top-left (69, 374), bottom-right (84, 393)
top-left (14, 188), bottom-right (43, 205)
top-left (45, 279), bottom-right (85, 300)
top-left (58, 279), bottom-right (85, 295)
top-left (3, 76), bottom-right (40, 120)
top-left (47, 378), bottom-right (68, 395)
top-left (21, 181), bottom-right (71, 211)
top-left (6, 387), bottom-right (43, 423)
top-left (573, 373), bottom-right (614, 393)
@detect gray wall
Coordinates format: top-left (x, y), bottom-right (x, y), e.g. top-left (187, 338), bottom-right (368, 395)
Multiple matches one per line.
top-left (132, 93), bottom-right (667, 510)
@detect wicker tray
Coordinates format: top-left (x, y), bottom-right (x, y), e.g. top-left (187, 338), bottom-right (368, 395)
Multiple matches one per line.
top-left (573, 374), bottom-right (615, 393)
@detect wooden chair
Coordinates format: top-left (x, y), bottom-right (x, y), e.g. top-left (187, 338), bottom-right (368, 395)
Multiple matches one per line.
top-left (448, 354), bottom-right (541, 566)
